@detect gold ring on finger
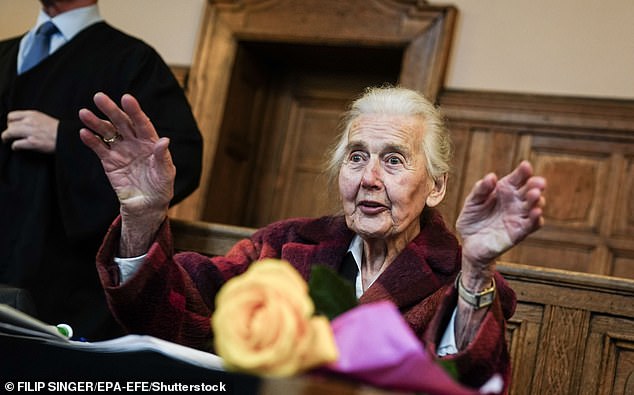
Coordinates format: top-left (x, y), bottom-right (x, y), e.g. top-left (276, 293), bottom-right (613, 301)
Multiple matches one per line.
top-left (101, 133), bottom-right (123, 144)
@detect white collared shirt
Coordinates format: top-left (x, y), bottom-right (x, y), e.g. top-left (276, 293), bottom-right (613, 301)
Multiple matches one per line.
top-left (18, 4), bottom-right (103, 73)
top-left (347, 234), bottom-right (366, 298)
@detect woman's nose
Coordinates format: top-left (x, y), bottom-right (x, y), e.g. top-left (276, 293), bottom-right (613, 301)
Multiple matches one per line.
top-left (361, 159), bottom-right (382, 189)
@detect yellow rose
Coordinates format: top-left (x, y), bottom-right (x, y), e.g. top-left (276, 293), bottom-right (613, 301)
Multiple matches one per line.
top-left (211, 259), bottom-right (338, 377)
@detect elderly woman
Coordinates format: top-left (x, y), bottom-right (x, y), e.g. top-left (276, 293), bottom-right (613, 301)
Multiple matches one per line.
top-left (79, 86), bottom-right (545, 390)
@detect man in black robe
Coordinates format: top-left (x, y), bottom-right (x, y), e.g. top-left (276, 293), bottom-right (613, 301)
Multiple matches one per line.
top-left (0, 0), bottom-right (203, 340)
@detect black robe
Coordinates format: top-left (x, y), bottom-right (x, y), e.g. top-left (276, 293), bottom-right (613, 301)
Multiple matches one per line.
top-left (0, 22), bottom-right (203, 340)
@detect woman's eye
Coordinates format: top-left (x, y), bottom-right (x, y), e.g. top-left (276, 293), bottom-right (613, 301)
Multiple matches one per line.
top-left (350, 153), bottom-right (363, 162)
top-left (386, 156), bottom-right (403, 165)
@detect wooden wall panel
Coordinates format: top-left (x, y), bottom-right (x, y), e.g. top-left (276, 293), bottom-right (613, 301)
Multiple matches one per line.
top-left (614, 154), bottom-right (634, 237)
top-left (506, 303), bottom-right (542, 395)
top-left (501, 263), bottom-right (634, 395)
top-left (440, 90), bottom-right (634, 280)
top-left (532, 306), bottom-right (589, 394)
top-left (510, 238), bottom-right (595, 274)
top-left (531, 149), bottom-right (609, 231)
top-left (248, 79), bottom-right (359, 227)
top-left (581, 315), bottom-right (634, 395)
top-left (613, 252), bottom-right (634, 279)
top-left (460, 128), bottom-right (518, 204)
top-left (201, 44), bottom-right (272, 225)
top-left (266, 100), bottom-right (343, 222)
top-left (438, 123), bottom-right (471, 232)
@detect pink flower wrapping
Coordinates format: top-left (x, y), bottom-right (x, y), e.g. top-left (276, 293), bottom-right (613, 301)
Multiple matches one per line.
top-left (212, 261), bottom-right (502, 393)
top-left (324, 301), bottom-right (499, 395)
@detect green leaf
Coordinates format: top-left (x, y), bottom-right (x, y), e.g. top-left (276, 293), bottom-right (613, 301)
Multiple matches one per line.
top-left (437, 359), bottom-right (459, 381)
top-left (308, 265), bottom-right (358, 320)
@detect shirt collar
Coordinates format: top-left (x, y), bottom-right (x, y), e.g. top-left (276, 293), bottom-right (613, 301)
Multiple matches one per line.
top-left (347, 235), bottom-right (364, 298)
top-left (35, 4), bottom-right (102, 41)
top-left (347, 234), bottom-right (364, 273)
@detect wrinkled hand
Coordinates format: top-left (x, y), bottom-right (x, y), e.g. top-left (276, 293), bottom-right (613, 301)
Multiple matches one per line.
top-left (79, 92), bottom-right (175, 256)
top-left (456, 161), bottom-right (546, 283)
top-left (1, 110), bottom-right (59, 153)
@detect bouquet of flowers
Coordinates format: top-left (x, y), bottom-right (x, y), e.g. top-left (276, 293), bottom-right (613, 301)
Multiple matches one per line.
top-left (211, 259), bottom-right (502, 394)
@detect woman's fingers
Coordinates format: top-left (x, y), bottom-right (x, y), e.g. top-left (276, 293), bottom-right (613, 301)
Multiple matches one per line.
top-left (466, 173), bottom-right (497, 206)
top-left (79, 128), bottom-right (111, 158)
top-left (504, 160), bottom-right (533, 188)
top-left (78, 107), bottom-right (116, 139)
top-left (120, 94), bottom-right (158, 141)
top-left (153, 137), bottom-right (175, 179)
top-left (92, 92), bottom-right (137, 139)
top-left (80, 93), bottom-right (162, 152)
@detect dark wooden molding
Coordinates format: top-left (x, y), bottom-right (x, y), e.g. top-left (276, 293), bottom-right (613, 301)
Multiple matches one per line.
top-left (439, 89), bottom-right (634, 138)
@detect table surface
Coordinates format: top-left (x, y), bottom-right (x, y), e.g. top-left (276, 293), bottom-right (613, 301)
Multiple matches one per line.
top-left (1, 333), bottom-right (413, 395)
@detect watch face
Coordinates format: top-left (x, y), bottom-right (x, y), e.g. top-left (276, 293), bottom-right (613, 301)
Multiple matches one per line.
top-left (479, 292), bottom-right (494, 307)
top-left (456, 273), bottom-right (495, 308)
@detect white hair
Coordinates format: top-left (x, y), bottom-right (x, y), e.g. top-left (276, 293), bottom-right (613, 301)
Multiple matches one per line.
top-left (326, 86), bottom-right (453, 187)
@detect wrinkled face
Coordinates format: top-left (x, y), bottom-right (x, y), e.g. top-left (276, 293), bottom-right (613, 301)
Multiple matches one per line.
top-left (338, 114), bottom-right (443, 242)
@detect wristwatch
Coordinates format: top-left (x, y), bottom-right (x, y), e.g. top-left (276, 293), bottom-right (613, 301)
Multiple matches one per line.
top-left (455, 272), bottom-right (496, 309)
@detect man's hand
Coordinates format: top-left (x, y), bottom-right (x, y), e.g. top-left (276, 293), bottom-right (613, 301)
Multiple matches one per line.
top-left (1, 110), bottom-right (59, 153)
top-left (79, 92), bottom-right (175, 256)
top-left (456, 160), bottom-right (546, 285)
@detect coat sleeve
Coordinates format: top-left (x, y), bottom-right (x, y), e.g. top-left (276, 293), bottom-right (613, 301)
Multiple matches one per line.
top-left (96, 217), bottom-right (261, 352)
top-left (423, 272), bottom-right (516, 392)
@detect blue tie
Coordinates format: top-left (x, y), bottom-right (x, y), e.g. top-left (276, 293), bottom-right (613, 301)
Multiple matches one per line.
top-left (20, 21), bottom-right (59, 73)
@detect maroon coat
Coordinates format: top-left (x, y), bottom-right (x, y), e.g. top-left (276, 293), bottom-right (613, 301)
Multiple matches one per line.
top-left (96, 208), bottom-right (516, 390)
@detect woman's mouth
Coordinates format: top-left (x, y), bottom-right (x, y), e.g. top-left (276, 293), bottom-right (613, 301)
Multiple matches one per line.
top-left (357, 200), bottom-right (388, 215)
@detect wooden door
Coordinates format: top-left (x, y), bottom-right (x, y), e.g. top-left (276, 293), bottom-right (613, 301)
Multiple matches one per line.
top-left (203, 42), bottom-right (401, 227)
top-left (169, 0), bottom-right (457, 227)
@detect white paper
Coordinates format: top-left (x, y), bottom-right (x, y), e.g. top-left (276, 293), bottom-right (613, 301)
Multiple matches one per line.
top-left (0, 303), bottom-right (224, 371)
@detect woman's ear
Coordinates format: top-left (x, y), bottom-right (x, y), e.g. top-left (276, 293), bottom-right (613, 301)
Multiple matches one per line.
top-left (426, 173), bottom-right (447, 208)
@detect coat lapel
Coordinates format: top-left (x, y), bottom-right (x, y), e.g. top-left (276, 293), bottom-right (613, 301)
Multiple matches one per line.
top-left (360, 208), bottom-right (460, 309)
top-left (278, 209), bottom-right (460, 312)
top-left (280, 216), bottom-right (354, 280)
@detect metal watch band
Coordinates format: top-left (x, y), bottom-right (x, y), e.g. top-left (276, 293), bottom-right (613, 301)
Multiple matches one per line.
top-left (455, 272), bottom-right (496, 309)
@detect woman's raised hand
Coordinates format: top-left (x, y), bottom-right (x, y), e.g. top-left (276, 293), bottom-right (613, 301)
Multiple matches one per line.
top-left (79, 93), bottom-right (175, 256)
top-left (456, 161), bottom-right (546, 283)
